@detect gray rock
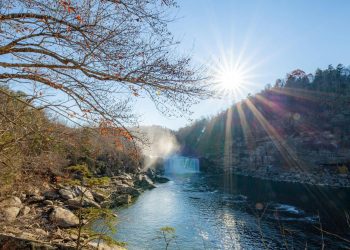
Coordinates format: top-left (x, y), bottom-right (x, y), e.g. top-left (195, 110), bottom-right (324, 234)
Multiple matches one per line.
top-left (66, 197), bottom-right (101, 209)
top-left (137, 175), bottom-right (156, 190)
top-left (43, 200), bottom-right (54, 206)
top-left (154, 175), bottom-right (170, 183)
top-left (92, 190), bottom-right (108, 203)
top-left (69, 233), bottom-right (78, 240)
top-left (27, 195), bottom-right (45, 203)
top-left (114, 185), bottom-right (141, 197)
top-left (112, 194), bottom-right (132, 207)
top-left (120, 173), bottom-right (133, 180)
top-left (43, 190), bottom-right (60, 200)
top-left (58, 188), bottom-right (75, 200)
top-left (0, 196), bottom-right (22, 222)
top-left (50, 207), bottom-right (79, 228)
top-left (146, 168), bottom-right (156, 180)
top-left (74, 186), bottom-right (94, 201)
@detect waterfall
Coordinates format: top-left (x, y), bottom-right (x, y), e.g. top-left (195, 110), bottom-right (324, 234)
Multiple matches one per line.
top-left (164, 155), bottom-right (200, 174)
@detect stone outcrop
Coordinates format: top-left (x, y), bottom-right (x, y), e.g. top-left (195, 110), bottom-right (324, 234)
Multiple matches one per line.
top-left (0, 170), bottom-right (165, 249)
top-left (66, 197), bottom-right (101, 209)
top-left (0, 196), bottom-right (22, 222)
top-left (49, 207), bottom-right (79, 228)
top-left (111, 194), bottom-right (132, 207)
top-left (144, 168), bottom-right (170, 184)
top-left (154, 175), bottom-right (170, 183)
top-left (58, 189), bottom-right (75, 200)
top-left (136, 174), bottom-right (156, 189)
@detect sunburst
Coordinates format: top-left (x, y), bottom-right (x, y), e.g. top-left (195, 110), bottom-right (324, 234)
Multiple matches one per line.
top-left (211, 51), bottom-right (256, 101)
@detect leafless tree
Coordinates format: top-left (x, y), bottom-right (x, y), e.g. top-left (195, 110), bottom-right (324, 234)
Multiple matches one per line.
top-left (0, 0), bottom-right (210, 131)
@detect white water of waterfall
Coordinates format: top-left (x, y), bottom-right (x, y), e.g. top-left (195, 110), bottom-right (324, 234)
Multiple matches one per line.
top-left (164, 155), bottom-right (200, 174)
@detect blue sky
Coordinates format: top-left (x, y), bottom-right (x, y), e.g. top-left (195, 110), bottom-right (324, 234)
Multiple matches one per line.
top-left (135, 0), bottom-right (350, 130)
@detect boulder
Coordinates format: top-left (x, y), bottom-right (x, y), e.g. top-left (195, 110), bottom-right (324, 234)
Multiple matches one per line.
top-left (121, 179), bottom-right (134, 187)
top-left (58, 188), bottom-right (75, 200)
top-left (43, 200), bottom-right (54, 206)
top-left (0, 196), bottom-right (22, 222)
top-left (92, 190), bottom-right (108, 203)
top-left (100, 201), bottom-right (111, 208)
top-left (26, 195), bottom-right (45, 203)
top-left (66, 197), bottom-right (101, 209)
top-left (112, 194), bottom-right (132, 207)
top-left (119, 173), bottom-right (133, 180)
top-left (154, 175), bottom-right (170, 183)
top-left (146, 168), bottom-right (156, 180)
top-left (73, 186), bottom-right (94, 201)
top-left (43, 190), bottom-right (60, 200)
top-left (49, 207), bottom-right (79, 228)
top-left (137, 175), bottom-right (156, 190)
top-left (114, 185), bottom-right (141, 197)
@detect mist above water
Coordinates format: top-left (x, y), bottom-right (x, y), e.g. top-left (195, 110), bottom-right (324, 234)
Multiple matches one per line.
top-left (135, 126), bottom-right (180, 169)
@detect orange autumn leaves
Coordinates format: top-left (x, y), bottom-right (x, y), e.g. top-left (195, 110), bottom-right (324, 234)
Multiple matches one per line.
top-left (99, 120), bottom-right (133, 151)
top-left (59, 0), bottom-right (83, 23)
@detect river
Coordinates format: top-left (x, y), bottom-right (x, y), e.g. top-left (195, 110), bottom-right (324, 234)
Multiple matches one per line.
top-left (113, 173), bottom-right (350, 249)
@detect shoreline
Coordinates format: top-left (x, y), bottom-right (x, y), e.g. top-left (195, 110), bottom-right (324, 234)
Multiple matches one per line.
top-left (0, 171), bottom-right (168, 249)
top-left (231, 167), bottom-right (350, 188)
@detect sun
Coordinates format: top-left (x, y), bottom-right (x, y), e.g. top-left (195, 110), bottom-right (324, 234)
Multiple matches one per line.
top-left (213, 63), bottom-right (250, 100)
top-left (209, 49), bottom-right (259, 100)
top-left (217, 68), bottom-right (246, 91)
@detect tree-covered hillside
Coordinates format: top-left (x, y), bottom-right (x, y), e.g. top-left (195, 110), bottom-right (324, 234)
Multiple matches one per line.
top-left (177, 65), bottom-right (350, 176)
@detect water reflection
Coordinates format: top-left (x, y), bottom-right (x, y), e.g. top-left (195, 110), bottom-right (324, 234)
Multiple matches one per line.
top-left (114, 174), bottom-right (350, 249)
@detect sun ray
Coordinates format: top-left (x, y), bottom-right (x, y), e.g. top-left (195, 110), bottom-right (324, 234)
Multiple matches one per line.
top-left (224, 106), bottom-right (234, 192)
top-left (241, 96), bottom-right (340, 219)
top-left (244, 98), bottom-right (302, 170)
top-left (237, 102), bottom-right (255, 154)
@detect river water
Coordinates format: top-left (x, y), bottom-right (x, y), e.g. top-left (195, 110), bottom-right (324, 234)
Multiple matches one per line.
top-left (114, 173), bottom-right (350, 249)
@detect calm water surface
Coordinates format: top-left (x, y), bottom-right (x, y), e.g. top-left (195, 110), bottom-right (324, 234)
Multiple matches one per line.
top-left (114, 174), bottom-right (350, 249)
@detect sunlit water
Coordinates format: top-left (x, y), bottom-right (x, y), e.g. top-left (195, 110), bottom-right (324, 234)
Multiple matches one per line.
top-left (114, 174), bottom-right (350, 249)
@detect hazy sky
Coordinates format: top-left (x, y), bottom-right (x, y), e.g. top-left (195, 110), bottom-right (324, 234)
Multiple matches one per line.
top-left (135, 0), bottom-right (350, 130)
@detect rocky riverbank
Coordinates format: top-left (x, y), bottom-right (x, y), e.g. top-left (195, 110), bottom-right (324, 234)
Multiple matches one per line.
top-left (0, 171), bottom-right (169, 249)
top-left (232, 166), bottom-right (350, 188)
